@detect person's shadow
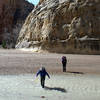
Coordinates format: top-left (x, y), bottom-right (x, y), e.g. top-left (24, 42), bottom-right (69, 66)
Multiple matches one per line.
top-left (67, 71), bottom-right (84, 74)
top-left (44, 86), bottom-right (67, 93)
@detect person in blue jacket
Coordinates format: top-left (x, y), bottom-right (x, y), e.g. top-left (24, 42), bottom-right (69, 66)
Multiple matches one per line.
top-left (36, 67), bottom-right (50, 88)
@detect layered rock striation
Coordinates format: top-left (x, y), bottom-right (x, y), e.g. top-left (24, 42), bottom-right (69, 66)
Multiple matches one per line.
top-left (16, 0), bottom-right (100, 54)
top-left (0, 0), bottom-right (34, 48)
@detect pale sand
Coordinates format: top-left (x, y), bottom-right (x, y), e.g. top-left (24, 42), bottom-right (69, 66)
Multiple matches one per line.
top-left (0, 49), bottom-right (100, 100)
top-left (0, 74), bottom-right (100, 100)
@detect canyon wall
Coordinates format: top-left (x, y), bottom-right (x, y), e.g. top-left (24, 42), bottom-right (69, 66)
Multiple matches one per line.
top-left (16, 0), bottom-right (100, 54)
top-left (0, 0), bottom-right (34, 48)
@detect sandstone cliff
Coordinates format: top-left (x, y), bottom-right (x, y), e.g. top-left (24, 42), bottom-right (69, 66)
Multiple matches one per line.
top-left (0, 0), bottom-right (34, 48)
top-left (16, 0), bottom-right (100, 54)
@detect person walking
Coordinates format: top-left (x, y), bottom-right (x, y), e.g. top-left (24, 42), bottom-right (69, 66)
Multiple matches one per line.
top-left (62, 56), bottom-right (67, 72)
top-left (36, 67), bottom-right (50, 88)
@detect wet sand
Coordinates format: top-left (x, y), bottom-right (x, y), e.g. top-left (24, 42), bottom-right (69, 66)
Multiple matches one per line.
top-left (0, 49), bottom-right (100, 75)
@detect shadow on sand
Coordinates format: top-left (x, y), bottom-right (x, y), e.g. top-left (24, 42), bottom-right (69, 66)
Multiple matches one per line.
top-left (44, 86), bottom-right (67, 93)
top-left (67, 71), bottom-right (84, 74)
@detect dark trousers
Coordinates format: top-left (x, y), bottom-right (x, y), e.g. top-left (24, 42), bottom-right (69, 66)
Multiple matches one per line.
top-left (40, 76), bottom-right (45, 88)
top-left (62, 62), bottom-right (66, 72)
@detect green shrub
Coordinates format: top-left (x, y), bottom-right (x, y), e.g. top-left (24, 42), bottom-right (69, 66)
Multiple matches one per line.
top-left (2, 40), bottom-right (7, 48)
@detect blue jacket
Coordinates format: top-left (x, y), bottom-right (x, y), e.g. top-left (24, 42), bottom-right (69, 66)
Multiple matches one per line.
top-left (36, 69), bottom-right (50, 78)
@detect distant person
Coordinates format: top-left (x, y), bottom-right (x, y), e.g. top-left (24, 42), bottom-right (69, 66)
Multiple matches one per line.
top-left (62, 56), bottom-right (67, 72)
top-left (36, 67), bottom-right (50, 88)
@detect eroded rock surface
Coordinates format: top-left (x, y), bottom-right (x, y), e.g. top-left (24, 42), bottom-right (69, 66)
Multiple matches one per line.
top-left (16, 0), bottom-right (100, 54)
top-left (0, 0), bottom-right (34, 48)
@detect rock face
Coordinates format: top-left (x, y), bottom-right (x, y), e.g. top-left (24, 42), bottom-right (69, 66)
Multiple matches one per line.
top-left (16, 0), bottom-right (100, 54)
top-left (0, 0), bottom-right (34, 48)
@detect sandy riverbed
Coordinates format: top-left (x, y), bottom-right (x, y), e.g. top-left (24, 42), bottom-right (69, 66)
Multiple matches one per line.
top-left (0, 49), bottom-right (100, 100)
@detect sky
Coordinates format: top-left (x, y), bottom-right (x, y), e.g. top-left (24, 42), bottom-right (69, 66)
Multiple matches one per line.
top-left (27, 0), bottom-right (39, 5)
